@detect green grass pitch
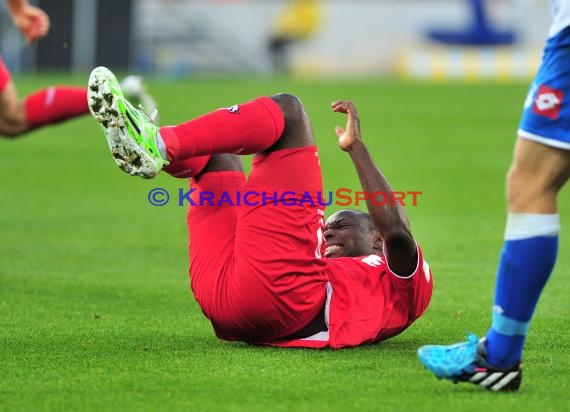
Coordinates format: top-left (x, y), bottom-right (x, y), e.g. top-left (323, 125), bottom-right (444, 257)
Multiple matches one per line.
top-left (1, 75), bottom-right (569, 411)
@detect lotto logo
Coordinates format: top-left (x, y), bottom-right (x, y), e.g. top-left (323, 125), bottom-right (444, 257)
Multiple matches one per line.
top-left (532, 85), bottom-right (564, 119)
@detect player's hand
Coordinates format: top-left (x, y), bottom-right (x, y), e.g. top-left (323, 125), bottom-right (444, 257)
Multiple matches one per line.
top-left (331, 100), bottom-right (362, 152)
top-left (10, 4), bottom-right (50, 43)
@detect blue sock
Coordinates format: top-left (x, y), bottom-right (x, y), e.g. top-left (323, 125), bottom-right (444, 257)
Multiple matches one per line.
top-left (485, 213), bottom-right (559, 369)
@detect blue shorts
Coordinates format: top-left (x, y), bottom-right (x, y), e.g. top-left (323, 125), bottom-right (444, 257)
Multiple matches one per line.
top-left (519, 26), bottom-right (570, 149)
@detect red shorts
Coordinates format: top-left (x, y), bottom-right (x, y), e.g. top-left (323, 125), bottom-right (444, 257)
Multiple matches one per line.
top-left (187, 146), bottom-right (328, 341)
top-left (0, 57), bottom-right (12, 92)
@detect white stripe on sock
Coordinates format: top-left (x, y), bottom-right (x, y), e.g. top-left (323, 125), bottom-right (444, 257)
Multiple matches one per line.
top-left (505, 213), bottom-right (560, 240)
top-left (45, 86), bottom-right (56, 106)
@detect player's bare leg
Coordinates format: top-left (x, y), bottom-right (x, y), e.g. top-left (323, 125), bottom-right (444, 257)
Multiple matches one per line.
top-left (0, 81), bottom-right (89, 138)
top-left (0, 81), bottom-right (30, 136)
top-left (483, 137), bottom-right (570, 368)
top-left (0, 69), bottom-right (153, 139)
top-left (265, 93), bottom-right (316, 151)
top-left (507, 138), bottom-right (570, 213)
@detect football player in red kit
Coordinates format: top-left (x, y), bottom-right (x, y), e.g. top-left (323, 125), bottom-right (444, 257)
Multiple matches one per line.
top-left (88, 66), bottom-right (433, 348)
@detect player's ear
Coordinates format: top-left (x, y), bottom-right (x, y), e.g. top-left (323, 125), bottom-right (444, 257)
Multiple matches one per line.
top-left (372, 232), bottom-right (383, 254)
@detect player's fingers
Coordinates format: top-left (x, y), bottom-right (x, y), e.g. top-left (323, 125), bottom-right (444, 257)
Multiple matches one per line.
top-left (34, 21), bottom-right (49, 36)
top-left (331, 100), bottom-right (348, 106)
top-left (28, 22), bottom-right (48, 42)
top-left (39, 14), bottom-right (50, 33)
top-left (31, 15), bottom-right (49, 32)
top-left (345, 103), bottom-right (358, 118)
top-left (27, 34), bottom-right (40, 43)
top-left (335, 126), bottom-right (344, 137)
top-left (332, 107), bottom-right (347, 114)
top-left (37, 25), bottom-right (49, 38)
top-left (25, 28), bottom-right (39, 43)
top-left (333, 101), bottom-right (358, 120)
top-left (331, 102), bottom-right (348, 114)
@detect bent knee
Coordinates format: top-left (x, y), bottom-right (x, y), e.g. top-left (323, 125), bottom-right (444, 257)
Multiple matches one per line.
top-left (268, 93), bottom-right (315, 149)
top-left (270, 93), bottom-right (305, 118)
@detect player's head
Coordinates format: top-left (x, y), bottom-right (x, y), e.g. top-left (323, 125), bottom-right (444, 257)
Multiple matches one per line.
top-left (323, 209), bottom-right (382, 258)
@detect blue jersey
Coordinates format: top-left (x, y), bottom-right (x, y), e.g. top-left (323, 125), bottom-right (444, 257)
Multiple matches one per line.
top-left (518, 0), bottom-right (570, 149)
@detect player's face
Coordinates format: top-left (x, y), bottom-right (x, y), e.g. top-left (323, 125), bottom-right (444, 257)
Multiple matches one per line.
top-left (323, 210), bottom-right (378, 258)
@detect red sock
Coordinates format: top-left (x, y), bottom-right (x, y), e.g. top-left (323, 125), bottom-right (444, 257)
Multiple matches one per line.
top-left (24, 86), bottom-right (88, 128)
top-left (163, 155), bottom-right (211, 178)
top-left (158, 96), bottom-right (285, 161)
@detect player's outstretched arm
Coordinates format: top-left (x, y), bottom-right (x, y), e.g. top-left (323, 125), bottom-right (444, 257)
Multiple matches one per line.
top-left (331, 100), bottom-right (417, 275)
top-left (7, 0), bottom-right (50, 43)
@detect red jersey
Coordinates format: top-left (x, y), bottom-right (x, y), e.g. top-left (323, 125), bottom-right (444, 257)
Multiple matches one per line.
top-left (260, 246), bottom-right (433, 349)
